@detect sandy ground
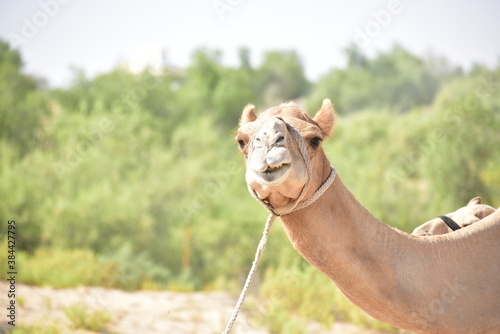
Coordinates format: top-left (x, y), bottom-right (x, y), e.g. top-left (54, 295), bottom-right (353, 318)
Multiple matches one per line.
top-left (0, 282), bottom-right (390, 334)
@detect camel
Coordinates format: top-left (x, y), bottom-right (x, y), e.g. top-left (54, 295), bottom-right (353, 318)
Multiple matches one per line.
top-left (235, 99), bottom-right (500, 334)
top-left (412, 197), bottom-right (497, 236)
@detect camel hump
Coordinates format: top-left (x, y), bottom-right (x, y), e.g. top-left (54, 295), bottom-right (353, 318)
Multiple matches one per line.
top-left (467, 197), bottom-right (482, 205)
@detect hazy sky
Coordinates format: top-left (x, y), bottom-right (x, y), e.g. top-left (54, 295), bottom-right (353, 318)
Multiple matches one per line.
top-left (1, 0), bottom-right (499, 87)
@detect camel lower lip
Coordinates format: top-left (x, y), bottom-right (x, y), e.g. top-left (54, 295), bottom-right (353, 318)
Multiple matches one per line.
top-left (255, 164), bottom-right (291, 184)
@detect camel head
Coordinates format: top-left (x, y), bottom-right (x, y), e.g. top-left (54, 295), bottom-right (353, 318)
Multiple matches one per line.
top-left (451, 197), bottom-right (497, 226)
top-left (235, 99), bottom-right (335, 212)
top-left (412, 197), bottom-right (497, 236)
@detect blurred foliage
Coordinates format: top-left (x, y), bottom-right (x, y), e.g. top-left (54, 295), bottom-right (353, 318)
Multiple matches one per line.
top-left (0, 41), bottom-right (49, 154)
top-left (307, 44), bottom-right (461, 113)
top-left (250, 262), bottom-right (396, 333)
top-left (1, 38), bottom-right (499, 331)
top-left (18, 248), bottom-right (117, 288)
top-left (8, 324), bottom-right (63, 334)
top-left (64, 303), bottom-right (112, 332)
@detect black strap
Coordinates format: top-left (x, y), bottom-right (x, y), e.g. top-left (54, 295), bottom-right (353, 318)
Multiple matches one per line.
top-left (438, 216), bottom-right (462, 231)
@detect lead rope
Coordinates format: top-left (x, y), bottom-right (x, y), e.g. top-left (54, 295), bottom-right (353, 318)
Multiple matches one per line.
top-left (221, 213), bottom-right (276, 334)
top-left (222, 120), bottom-right (336, 334)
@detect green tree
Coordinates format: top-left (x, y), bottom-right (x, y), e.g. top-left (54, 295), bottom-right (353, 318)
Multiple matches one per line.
top-left (256, 50), bottom-right (309, 106)
top-left (0, 40), bottom-right (48, 154)
top-left (176, 48), bottom-right (223, 116)
top-left (307, 45), bottom-right (443, 114)
top-left (419, 95), bottom-right (498, 211)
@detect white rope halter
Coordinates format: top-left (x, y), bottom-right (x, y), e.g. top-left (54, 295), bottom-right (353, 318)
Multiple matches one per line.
top-left (222, 118), bottom-right (336, 334)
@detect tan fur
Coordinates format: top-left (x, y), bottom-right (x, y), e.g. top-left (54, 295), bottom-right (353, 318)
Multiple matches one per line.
top-left (313, 99), bottom-right (336, 138)
top-left (236, 100), bottom-right (500, 334)
top-left (239, 104), bottom-right (257, 126)
top-left (413, 197), bottom-right (497, 236)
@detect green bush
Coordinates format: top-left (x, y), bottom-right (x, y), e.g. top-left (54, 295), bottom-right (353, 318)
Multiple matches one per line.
top-left (19, 248), bottom-right (117, 288)
top-left (100, 242), bottom-right (171, 291)
top-left (251, 262), bottom-right (396, 333)
top-left (7, 324), bottom-right (63, 334)
top-left (64, 302), bottom-right (112, 332)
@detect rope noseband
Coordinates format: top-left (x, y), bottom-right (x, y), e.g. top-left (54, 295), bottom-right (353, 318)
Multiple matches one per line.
top-left (222, 118), bottom-right (336, 334)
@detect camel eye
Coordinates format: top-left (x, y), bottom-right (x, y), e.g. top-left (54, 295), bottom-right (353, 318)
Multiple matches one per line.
top-left (310, 137), bottom-right (322, 149)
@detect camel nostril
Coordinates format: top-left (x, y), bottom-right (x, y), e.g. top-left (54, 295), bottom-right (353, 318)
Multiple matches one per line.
top-left (255, 129), bottom-right (286, 147)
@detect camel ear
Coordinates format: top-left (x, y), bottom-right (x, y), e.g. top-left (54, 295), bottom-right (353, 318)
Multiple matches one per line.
top-left (239, 104), bottom-right (257, 126)
top-left (313, 99), bottom-right (336, 138)
top-left (467, 197), bottom-right (482, 206)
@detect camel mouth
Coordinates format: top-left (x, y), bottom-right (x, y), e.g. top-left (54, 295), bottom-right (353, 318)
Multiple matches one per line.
top-left (254, 163), bottom-right (291, 185)
top-left (264, 164), bottom-right (288, 173)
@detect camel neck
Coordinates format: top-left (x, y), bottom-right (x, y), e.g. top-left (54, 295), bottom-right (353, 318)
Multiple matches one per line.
top-left (279, 171), bottom-right (500, 333)
top-left (280, 173), bottom-right (414, 326)
top-left (281, 173), bottom-right (405, 266)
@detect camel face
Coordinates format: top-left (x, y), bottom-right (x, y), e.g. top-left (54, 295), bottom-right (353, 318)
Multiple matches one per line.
top-left (236, 100), bottom-right (335, 209)
top-left (244, 117), bottom-right (294, 186)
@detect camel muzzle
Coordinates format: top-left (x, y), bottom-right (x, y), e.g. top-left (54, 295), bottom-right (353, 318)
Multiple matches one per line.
top-left (246, 118), bottom-right (293, 184)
